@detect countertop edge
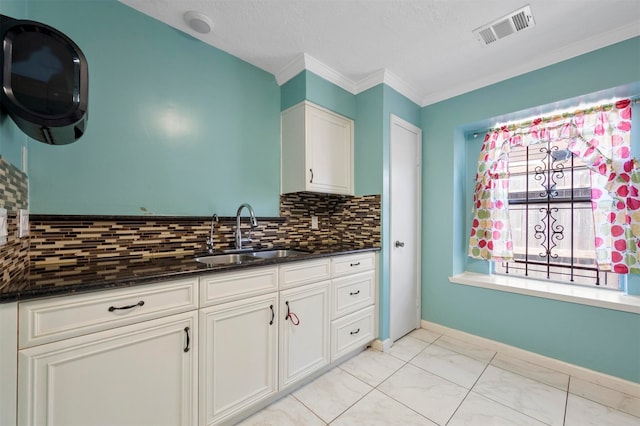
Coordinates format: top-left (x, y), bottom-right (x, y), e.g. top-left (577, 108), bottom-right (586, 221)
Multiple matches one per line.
top-left (1, 246), bottom-right (380, 303)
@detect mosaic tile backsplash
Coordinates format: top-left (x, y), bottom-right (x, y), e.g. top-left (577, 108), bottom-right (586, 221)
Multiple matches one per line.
top-left (0, 156), bottom-right (29, 291)
top-left (26, 192), bottom-right (380, 280)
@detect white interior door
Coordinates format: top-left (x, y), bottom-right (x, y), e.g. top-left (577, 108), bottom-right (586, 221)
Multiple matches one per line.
top-left (389, 115), bottom-right (422, 342)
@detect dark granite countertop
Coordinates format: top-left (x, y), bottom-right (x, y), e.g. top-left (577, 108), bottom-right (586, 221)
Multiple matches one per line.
top-left (1, 245), bottom-right (379, 303)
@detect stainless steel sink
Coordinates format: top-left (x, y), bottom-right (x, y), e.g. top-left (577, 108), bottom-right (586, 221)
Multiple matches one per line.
top-left (194, 253), bottom-right (252, 266)
top-left (195, 249), bottom-right (309, 266)
top-left (244, 249), bottom-right (309, 259)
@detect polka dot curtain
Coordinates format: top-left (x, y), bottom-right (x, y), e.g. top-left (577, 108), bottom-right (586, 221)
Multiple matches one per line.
top-left (468, 99), bottom-right (637, 273)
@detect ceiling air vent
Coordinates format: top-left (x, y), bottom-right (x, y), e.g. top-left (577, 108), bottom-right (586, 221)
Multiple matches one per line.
top-left (473, 5), bottom-right (535, 46)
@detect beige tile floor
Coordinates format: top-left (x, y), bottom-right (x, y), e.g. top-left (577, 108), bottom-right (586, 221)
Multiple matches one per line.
top-left (239, 328), bottom-right (640, 425)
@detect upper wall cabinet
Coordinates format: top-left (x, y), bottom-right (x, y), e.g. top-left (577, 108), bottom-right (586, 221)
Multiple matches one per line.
top-left (281, 101), bottom-right (354, 195)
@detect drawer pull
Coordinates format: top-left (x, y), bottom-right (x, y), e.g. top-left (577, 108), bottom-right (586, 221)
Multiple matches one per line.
top-left (184, 327), bottom-right (191, 352)
top-left (284, 301), bottom-right (300, 326)
top-left (108, 300), bottom-right (145, 312)
top-left (269, 304), bottom-right (275, 325)
top-left (350, 328), bottom-right (360, 335)
top-left (350, 262), bottom-right (361, 267)
top-left (349, 290), bottom-right (360, 296)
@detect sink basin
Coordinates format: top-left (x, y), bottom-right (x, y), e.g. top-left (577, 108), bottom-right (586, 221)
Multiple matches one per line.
top-left (245, 249), bottom-right (309, 259)
top-left (194, 253), bottom-right (252, 266)
top-left (195, 249), bottom-right (310, 266)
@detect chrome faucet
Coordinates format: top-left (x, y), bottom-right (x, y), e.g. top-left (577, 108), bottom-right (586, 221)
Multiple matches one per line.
top-left (235, 203), bottom-right (258, 250)
top-left (206, 214), bottom-right (219, 254)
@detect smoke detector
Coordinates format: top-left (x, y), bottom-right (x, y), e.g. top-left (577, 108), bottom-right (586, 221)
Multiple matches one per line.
top-left (473, 5), bottom-right (535, 46)
top-left (184, 11), bottom-right (214, 34)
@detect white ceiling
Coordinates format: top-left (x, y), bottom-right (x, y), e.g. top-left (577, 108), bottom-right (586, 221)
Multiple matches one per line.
top-left (119, 0), bottom-right (640, 106)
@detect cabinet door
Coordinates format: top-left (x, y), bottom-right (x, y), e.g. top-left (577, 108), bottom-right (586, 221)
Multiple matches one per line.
top-left (306, 104), bottom-right (353, 195)
top-left (281, 101), bottom-right (354, 195)
top-left (199, 293), bottom-right (278, 426)
top-left (279, 280), bottom-right (330, 389)
top-left (18, 311), bottom-right (197, 426)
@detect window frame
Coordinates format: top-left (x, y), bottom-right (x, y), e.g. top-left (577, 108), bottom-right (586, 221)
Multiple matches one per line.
top-left (493, 140), bottom-right (622, 290)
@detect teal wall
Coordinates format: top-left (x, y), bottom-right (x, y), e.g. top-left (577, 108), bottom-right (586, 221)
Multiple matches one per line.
top-left (281, 70), bottom-right (356, 119)
top-left (0, 1), bottom-right (28, 169)
top-left (4, 0), bottom-right (637, 382)
top-left (12, 0), bottom-right (281, 216)
top-left (282, 73), bottom-right (421, 341)
top-left (422, 36), bottom-right (640, 382)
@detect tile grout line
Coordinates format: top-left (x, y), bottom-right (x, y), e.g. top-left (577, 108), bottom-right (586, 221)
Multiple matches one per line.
top-left (563, 376), bottom-right (571, 426)
top-left (341, 348), bottom-right (438, 425)
top-left (443, 349), bottom-right (497, 425)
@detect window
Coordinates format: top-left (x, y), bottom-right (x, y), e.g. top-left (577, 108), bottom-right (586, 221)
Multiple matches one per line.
top-left (468, 98), bottom-right (635, 291)
top-left (494, 140), bottom-right (620, 288)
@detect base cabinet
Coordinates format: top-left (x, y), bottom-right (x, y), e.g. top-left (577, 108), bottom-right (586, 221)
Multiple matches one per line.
top-left (199, 293), bottom-right (278, 426)
top-left (18, 311), bottom-right (198, 426)
top-left (279, 280), bottom-right (330, 389)
top-left (12, 252), bottom-right (377, 426)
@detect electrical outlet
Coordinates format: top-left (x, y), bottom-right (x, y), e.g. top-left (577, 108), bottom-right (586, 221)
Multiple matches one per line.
top-left (311, 215), bottom-right (319, 229)
top-left (0, 208), bottom-right (7, 245)
top-left (18, 209), bottom-right (29, 238)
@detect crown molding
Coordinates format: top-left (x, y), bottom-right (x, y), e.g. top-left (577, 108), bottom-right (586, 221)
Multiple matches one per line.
top-left (276, 54), bottom-right (424, 106)
top-left (275, 54), bottom-right (307, 86)
top-left (275, 53), bottom-right (358, 93)
top-left (303, 54), bottom-right (358, 94)
top-left (421, 20), bottom-right (640, 106)
top-left (276, 21), bottom-right (639, 109)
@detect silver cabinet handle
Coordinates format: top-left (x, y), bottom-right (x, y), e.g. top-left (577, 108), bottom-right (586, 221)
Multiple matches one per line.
top-left (395, 241), bottom-right (405, 247)
top-left (309, 168), bottom-right (314, 183)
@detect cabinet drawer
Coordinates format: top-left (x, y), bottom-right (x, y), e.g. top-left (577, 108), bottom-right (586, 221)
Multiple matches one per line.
top-left (332, 271), bottom-right (375, 319)
top-left (19, 278), bottom-right (198, 348)
top-left (279, 258), bottom-right (331, 290)
top-left (331, 306), bottom-right (375, 362)
top-left (331, 252), bottom-right (375, 277)
top-left (199, 266), bottom-right (278, 307)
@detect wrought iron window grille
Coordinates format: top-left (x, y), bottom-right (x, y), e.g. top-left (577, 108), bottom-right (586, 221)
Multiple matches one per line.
top-left (496, 139), bottom-right (619, 289)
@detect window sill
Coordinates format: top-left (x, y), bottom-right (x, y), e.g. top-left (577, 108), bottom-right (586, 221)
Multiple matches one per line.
top-left (449, 272), bottom-right (640, 314)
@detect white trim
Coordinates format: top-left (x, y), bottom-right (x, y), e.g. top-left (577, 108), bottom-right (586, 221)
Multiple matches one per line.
top-left (353, 69), bottom-right (386, 94)
top-left (421, 320), bottom-right (640, 399)
top-left (275, 53), bottom-right (307, 86)
top-left (275, 54), bottom-right (423, 107)
top-left (449, 271), bottom-right (640, 314)
top-left (355, 69), bottom-right (423, 106)
top-left (275, 53), bottom-right (358, 94)
top-left (0, 303), bottom-right (17, 426)
top-left (370, 338), bottom-right (392, 352)
top-left (304, 54), bottom-right (358, 94)
top-left (274, 23), bottom-right (639, 108)
top-left (420, 22), bottom-right (640, 106)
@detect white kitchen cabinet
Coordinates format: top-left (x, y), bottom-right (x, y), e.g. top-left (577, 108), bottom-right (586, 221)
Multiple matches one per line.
top-left (330, 252), bottom-right (377, 362)
top-left (281, 101), bottom-right (354, 195)
top-left (18, 310), bottom-right (198, 426)
top-left (19, 277), bottom-right (199, 348)
top-left (199, 292), bottom-right (278, 426)
top-left (0, 302), bottom-right (17, 426)
top-left (279, 280), bottom-right (330, 389)
top-left (10, 252), bottom-right (377, 426)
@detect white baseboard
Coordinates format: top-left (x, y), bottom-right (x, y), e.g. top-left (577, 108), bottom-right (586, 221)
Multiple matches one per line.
top-left (371, 338), bottom-right (392, 352)
top-left (421, 320), bottom-right (640, 399)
